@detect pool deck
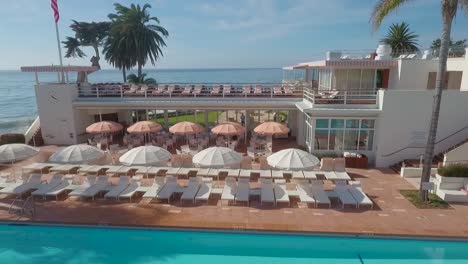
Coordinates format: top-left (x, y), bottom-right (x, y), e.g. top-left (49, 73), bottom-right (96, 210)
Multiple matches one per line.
top-left (1, 146), bottom-right (468, 238)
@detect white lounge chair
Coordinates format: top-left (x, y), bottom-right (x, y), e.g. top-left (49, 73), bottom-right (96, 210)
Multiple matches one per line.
top-left (68, 176), bottom-right (97, 197)
top-left (235, 178), bottom-right (250, 206)
top-left (274, 182), bottom-right (290, 206)
top-left (296, 181), bottom-right (316, 207)
top-left (347, 185), bottom-right (373, 209)
top-left (44, 178), bottom-right (75, 200)
top-left (181, 177), bottom-right (202, 204)
top-left (221, 177), bottom-right (237, 205)
top-left (334, 158), bottom-right (351, 181)
top-left (318, 158), bottom-right (338, 180)
top-left (142, 177), bottom-right (165, 199)
top-left (260, 178), bottom-right (275, 206)
top-left (31, 174), bottom-right (64, 199)
top-left (156, 176), bottom-right (178, 203)
top-left (71, 176), bottom-right (110, 200)
top-left (0, 174), bottom-right (43, 196)
top-left (195, 177), bottom-right (213, 203)
top-left (310, 181), bottom-right (331, 208)
top-left (335, 183), bottom-right (357, 209)
top-left (118, 179), bottom-right (141, 201)
top-left (104, 176), bottom-right (131, 199)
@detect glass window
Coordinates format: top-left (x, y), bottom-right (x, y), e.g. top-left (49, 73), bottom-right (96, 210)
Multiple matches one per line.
top-left (361, 119), bottom-right (375, 129)
top-left (315, 119), bottom-right (329, 129)
top-left (346, 119), bottom-right (359, 129)
top-left (329, 129), bottom-right (344, 150)
top-left (359, 130), bottom-right (374, 151)
top-left (331, 119), bottom-right (344, 128)
top-left (344, 130), bottom-right (359, 150)
top-left (314, 129), bottom-right (329, 150)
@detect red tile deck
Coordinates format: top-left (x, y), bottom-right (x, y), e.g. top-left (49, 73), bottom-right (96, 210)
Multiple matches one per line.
top-left (1, 146), bottom-right (468, 238)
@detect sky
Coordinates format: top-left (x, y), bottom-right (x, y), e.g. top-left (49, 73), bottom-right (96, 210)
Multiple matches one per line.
top-left (0, 0), bottom-right (468, 70)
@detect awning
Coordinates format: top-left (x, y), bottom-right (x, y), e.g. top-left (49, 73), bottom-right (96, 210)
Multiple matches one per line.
top-left (20, 65), bottom-right (98, 73)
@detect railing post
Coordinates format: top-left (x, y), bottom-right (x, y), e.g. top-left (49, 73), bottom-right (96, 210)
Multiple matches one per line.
top-left (271, 85), bottom-right (273, 98)
top-left (343, 91), bottom-right (347, 105)
top-left (120, 85), bottom-right (123, 98)
top-left (223, 90), bottom-right (225, 98)
top-left (145, 90), bottom-right (147, 98)
top-left (96, 86), bottom-right (99, 98)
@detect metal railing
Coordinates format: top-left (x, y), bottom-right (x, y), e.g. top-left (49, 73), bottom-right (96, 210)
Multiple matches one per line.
top-left (304, 88), bottom-right (378, 105)
top-left (77, 83), bottom-right (304, 99)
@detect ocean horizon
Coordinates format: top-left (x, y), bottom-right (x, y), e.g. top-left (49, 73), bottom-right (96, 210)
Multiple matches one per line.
top-left (0, 68), bottom-right (283, 135)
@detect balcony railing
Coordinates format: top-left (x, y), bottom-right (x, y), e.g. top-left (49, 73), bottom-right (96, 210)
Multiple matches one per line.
top-left (77, 83), bottom-right (304, 99)
top-left (304, 88), bottom-right (378, 105)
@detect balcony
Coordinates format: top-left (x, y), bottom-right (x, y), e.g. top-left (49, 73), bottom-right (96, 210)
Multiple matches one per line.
top-left (303, 88), bottom-right (378, 108)
top-left (77, 83), bottom-right (303, 99)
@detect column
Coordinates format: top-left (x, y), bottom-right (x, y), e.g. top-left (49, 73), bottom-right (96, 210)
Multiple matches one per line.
top-left (164, 110), bottom-right (169, 127)
top-left (204, 111), bottom-right (209, 131)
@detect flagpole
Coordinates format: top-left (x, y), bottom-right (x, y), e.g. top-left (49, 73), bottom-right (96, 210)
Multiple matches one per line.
top-left (54, 21), bottom-right (65, 83)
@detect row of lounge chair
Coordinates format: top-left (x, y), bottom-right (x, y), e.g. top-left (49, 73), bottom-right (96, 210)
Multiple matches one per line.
top-left (82, 84), bottom-right (297, 97)
top-left (0, 173), bottom-right (373, 208)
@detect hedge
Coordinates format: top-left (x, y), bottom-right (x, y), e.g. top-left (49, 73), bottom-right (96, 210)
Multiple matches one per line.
top-left (0, 133), bottom-right (25, 145)
top-left (437, 163), bottom-right (468, 178)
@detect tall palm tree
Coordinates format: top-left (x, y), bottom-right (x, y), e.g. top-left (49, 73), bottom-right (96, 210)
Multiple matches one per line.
top-left (63, 21), bottom-right (110, 69)
top-left (371, 0), bottom-right (468, 201)
top-left (108, 3), bottom-right (169, 78)
top-left (380, 22), bottom-right (419, 57)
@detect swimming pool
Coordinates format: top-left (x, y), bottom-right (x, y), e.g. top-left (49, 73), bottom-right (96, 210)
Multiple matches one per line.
top-left (0, 224), bottom-right (466, 264)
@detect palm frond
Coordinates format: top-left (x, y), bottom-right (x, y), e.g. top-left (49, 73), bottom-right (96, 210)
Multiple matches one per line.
top-left (371, 0), bottom-right (411, 30)
top-left (62, 37), bottom-right (86, 58)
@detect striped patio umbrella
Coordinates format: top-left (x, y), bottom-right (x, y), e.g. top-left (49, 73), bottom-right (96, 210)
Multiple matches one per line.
top-left (86, 121), bottom-right (123, 134)
top-left (169, 121), bottom-right (204, 135)
top-left (211, 122), bottom-right (245, 136)
top-left (254, 121), bottom-right (289, 136)
top-left (127, 121), bottom-right (162, 134)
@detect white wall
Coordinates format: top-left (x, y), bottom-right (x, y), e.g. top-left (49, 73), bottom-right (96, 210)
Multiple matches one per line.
top-left (444, 141), bottom-right (468, 165)
top-left (375, 90), bottom-right (468, 167)
top-left (390, 60), bottom-right (438, 90)
top-left (35, 84), bottom-right (79, 145)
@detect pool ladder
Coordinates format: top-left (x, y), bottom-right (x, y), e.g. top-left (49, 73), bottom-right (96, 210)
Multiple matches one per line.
top-left (8, 196), bottom-right (36, 217)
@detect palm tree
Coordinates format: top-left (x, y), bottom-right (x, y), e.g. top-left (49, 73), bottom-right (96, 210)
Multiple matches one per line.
top-left (371, 0), bottom-right (468, 201)
top-left (380, 22), bottom-right (419, 57)
top-left (63, 21), bottom-right (110, 69)
top-left (108, 3), bottom-right (169, 78)
top-left (431, 38), bottom-right (467, 57)
top-left (127, 73), bottom-right (157, 84)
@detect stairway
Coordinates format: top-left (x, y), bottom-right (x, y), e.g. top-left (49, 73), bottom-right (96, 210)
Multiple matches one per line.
top-left (27, 128), bottom-right (44, 147)
top-left (390, 137), bottom-right (468, 174)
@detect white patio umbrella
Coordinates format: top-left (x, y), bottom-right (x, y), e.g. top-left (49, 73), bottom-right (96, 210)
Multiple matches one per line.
top-left (192, 146), bottom-right (242, 168)
top-left (119, 146), bottom-right (171, 166)
top-left (0, 143), bottom-right (39, 163)
top-left (267, 148), bottom-right (320, 171)
top-left (48, 144), bottom-right (104, 164)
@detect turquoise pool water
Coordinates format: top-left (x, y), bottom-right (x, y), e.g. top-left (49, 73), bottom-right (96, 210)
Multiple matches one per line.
top-left (0, 224), bottom-right (467, 264)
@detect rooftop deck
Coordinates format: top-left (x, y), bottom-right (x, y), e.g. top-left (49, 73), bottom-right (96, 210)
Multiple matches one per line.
top-left (1, 146), bottom-right (467, 238)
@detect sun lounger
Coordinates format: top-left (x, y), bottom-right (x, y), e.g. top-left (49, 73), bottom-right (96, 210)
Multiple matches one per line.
top-left (260, 179), bottom-right (275, 206)
top-left (271, 170), bottom-right (284, 179)
top-left (335, 184), bottom-right (357, 209)
top-left (31, 174), bottom-right (64, 199)
top-left (302, 171), bottom-right (318, 180)
top-left (181, 177), bottom-right (202, 203)
top-left (118, 179), bottom-right (141, 201)
top-left (347, 185), bottom-right (373, 209)
top-left (291, 171), bottom-right (304, 180)
top-left (235, 178), bottom-right (250, 205)
top-left (0, 174), bottom-right (43, 196)
top-left (296, 181), bottom-right (316, 207)
top-left (104, 176), bottom-right (131, 199)
top-left (334, 158), bottom-right (351, 180)
top-left (156, 175), bottom-right (178, 203)
top-left (142, 177), bottom-right (165, 199)
top-left (43, 178), bottom-right (75, 200)
top-left (71, 176), bottom-right (110, 200)
top-left (260, 170), bottom-right (271, 179)
top-left (195, 177), bottom-right (213, 203)
top-left (238, 169), bottom-right (251, 179)
top-left (310, 181), bottom-right (331, 208)
top-left (68, 176), bottom-right (97, 196)
top-left (274, 182), bottom-right (290, 206)
top-left (221, 177), bottom-right (237, 204)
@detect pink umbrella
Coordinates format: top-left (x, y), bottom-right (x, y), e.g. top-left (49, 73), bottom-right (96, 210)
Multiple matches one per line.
top-left (127, 121), bottom-right (162, 134)
top-left (169, 121), bottom-right (204, 135)
top-left (254, 121), bottom-right (289, 136)
top-left (211, 122), bottom-right (245, 136)
top-left (86, 121), bottom-right (123, 134)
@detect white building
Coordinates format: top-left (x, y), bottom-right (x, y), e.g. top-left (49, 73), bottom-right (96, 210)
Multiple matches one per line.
top-left (21, 47), bottom-right (468, 168)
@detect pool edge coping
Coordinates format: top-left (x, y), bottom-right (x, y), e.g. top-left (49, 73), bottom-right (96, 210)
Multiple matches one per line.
top-left (2, 220), bottom-right (468, 242)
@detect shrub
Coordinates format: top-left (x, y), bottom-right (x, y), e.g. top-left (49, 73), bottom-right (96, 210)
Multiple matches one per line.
top-left (314, 152), bottom-right (339, 160)
top-left (0, 133), bottom-right (25, 145)
top-left (437, 164), bottom-right (468, 178)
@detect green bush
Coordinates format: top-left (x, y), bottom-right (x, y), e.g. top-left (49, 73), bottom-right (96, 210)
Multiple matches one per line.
top-left (0, 133), bottom-right (25, 145)
top-left (437, 164), bottom-right (468, 178)
top-left (314, 152), bottom-right (339, 160)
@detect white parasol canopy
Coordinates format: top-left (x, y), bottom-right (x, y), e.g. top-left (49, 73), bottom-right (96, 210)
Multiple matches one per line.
top-left (192, 147), bottom-right (242, 168)
top-left (267, 148), bottom-right (320, 171)
top-left (0, 144), bottom-right (39, 163)
top-left (49, 144), bottom-right (105, 164)
top-left (119, 146), bottom-right (171, 166)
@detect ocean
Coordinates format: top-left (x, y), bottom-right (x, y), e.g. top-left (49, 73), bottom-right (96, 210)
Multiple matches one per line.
top-left (0, 68), bottom-right (282, 135)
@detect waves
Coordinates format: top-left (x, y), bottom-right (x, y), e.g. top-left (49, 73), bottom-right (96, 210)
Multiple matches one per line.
top-left (0, 117), bottom-right (36, 134)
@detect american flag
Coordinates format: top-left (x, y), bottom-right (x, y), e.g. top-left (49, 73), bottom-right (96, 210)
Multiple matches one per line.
top-left (51, 0), bottom-right (59, 23)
